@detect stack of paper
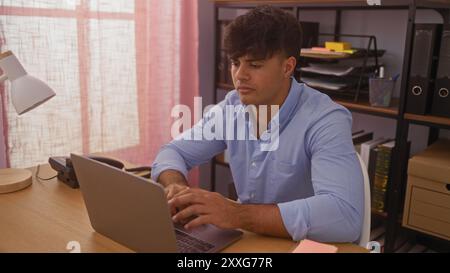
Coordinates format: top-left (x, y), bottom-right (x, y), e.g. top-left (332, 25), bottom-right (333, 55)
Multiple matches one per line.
top-left (300, 76), bottom-right (348, 91)
top-left (301, 63), bottom-right (356, 76)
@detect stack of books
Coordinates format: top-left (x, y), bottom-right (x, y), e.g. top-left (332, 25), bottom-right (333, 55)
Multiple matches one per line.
top-left (352, 130), bottom-right (394, 213)
top-left (372, 140), bottom-right (395, 213)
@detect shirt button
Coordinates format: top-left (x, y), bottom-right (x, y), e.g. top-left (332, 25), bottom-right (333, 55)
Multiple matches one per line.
top-left (251, 162), bottom-right (256, 168)
top-left (260, 133), bottom-right (270, 142)
top-left (250, 193), bottom-right (255, 199)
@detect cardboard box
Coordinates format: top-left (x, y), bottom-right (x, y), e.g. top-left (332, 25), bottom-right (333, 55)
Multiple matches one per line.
top-left (403, 139), bottom-right (450, 240)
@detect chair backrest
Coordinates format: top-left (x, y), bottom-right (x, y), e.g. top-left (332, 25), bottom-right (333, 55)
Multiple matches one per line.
top-left (355, 153), bottom-right (371, 248)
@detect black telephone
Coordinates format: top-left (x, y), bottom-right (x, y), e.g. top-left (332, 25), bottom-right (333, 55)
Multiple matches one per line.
top-left (49, 156), bottom-right (151, 189)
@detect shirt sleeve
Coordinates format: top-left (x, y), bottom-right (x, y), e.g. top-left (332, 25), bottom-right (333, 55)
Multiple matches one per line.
top-left (277, 107), bottom-right (364, 243)
top-left (151, 102), bottom-right (228, 183)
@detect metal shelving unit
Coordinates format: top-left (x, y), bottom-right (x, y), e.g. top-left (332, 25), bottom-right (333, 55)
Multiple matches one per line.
top-left (211, 0), bottom-right (450, 253)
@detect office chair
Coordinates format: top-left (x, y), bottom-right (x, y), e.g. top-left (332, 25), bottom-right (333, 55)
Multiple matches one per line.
top-left (355, 152), bottom-right (371, 248)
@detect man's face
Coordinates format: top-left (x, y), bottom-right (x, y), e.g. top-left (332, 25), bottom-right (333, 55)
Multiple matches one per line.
top-left (230, 53), bottom-right (295, 106)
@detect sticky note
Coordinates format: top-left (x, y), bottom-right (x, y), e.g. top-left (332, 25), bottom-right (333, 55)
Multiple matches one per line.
top-left (292, 239), bottom-right (338, 253)
top-left (325, 42), bottom-right (351, 52)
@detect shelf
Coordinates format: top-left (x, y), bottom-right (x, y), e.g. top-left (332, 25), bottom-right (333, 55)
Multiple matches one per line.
top-left (372, 209), bottom-right (388, 219)
top-left (333, 98), bottom-right (399, 119)
top-left (214, 0), bottom-right (450, 9)
top-left (404, 113), bottom-right (450, 130)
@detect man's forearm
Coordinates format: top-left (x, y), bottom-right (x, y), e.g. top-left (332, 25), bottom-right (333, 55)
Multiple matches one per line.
top-left (157, 169), bottom-right (188, 188)
top-left (235, 204), bottom-right (291, 239)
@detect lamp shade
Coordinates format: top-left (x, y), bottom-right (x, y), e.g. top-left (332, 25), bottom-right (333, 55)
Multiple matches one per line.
top-left (11, 75), bottom-right (56, 115)
top-left (0, 50), bottom-right (55, 115)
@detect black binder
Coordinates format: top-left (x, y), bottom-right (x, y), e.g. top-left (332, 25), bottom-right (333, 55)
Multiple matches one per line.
top-left (431, 24), bottom-right (450, 118)
top-left (406, 24), bottom-right (441, 115)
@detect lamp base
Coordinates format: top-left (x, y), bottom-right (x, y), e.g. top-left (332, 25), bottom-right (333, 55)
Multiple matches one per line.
top-left (0, 168), bottom-right (32, 194)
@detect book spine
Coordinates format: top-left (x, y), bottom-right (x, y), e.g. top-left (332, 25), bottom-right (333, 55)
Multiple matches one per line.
top-left (372, 145), bottom-right (393, 212)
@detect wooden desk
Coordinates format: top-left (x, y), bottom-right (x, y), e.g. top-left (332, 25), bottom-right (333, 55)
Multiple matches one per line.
top-left (0, 164), bottom-right (367, 253)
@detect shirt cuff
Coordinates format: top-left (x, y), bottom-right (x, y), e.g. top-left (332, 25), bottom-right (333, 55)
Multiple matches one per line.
top-left (151, 146), bottom-right (189, 183)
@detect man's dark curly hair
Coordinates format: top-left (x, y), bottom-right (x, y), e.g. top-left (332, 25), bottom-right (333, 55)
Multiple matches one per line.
top-left (224, 5), bottom-right (302, 61)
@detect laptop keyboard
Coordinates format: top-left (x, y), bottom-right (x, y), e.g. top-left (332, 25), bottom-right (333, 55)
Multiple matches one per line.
top-left (175, 229), bottom-right (215, 253)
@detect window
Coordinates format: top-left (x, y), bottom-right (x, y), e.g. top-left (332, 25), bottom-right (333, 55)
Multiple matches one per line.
top-left (1, 0), bottom-right (198, 170)
top-left (1, 0), bottom-right (140, 168)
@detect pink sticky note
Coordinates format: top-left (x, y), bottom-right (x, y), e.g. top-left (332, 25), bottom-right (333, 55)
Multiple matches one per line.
top-left (312, 47), bottom-right (332, 52)
top-left (292, 240), bottom-right (338, 253)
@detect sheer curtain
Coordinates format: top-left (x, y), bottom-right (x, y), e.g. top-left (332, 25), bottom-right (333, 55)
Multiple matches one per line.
top-left (0, 0), bottom-right (199, 184)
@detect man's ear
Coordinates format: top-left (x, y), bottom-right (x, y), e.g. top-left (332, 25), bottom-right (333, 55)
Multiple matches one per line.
top-left (284, 56), bottom-right (297, 78)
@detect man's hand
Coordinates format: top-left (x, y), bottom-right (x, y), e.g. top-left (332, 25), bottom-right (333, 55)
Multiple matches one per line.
top-left (168, 188), bottom-right (241, 230)
top-left (157, 169), bottom-right (189, 200)
top-left (164, 183), bottom-right (189, 200)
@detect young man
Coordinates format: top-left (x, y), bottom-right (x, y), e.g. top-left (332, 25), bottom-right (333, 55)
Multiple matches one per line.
top-left (151, 6), bottom-right (364, 243)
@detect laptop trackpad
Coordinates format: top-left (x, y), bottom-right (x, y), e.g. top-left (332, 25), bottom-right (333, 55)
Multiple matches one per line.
top-left (174, 223), bottom-right (243, 252)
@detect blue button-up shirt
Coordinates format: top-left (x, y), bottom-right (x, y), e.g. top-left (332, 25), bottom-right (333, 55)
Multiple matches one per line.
top-left (152, 79), bottom-right (364, 243)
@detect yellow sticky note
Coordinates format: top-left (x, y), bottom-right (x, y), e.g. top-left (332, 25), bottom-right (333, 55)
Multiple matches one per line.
top-left (325, 42), bottom-right (352, 52)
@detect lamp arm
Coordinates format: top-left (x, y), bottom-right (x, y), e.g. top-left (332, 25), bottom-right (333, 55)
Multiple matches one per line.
top-left (0, 73), bottom-right (8, 83)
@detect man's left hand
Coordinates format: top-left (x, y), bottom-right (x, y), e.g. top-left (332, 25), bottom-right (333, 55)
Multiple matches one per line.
top-left (168, 188), bottom-right (241, 230)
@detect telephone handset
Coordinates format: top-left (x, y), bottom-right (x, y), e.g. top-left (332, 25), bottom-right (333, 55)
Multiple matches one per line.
top-left (48, 155), bottom-right (151, 189)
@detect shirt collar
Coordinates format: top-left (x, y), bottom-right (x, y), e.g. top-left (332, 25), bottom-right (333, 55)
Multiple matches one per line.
top-left (268, 78), bottom-right (302, 131)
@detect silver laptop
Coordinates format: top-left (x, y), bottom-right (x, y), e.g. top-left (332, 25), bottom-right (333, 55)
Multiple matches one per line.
top-left (71, 153), bottom-right (242, 253)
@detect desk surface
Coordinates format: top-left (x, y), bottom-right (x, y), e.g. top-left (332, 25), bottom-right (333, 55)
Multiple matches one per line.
top-left (0, 164), bottom-right (367, 253)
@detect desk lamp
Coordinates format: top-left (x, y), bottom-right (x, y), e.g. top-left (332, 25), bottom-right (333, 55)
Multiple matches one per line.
top-left (0, 51), bottom-right (56, 193)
